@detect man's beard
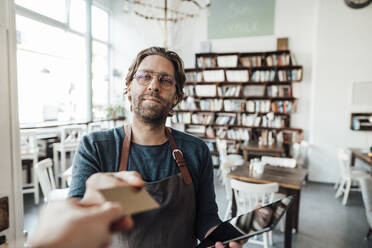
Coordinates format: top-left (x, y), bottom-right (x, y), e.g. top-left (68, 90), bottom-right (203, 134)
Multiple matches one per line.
top-left (132, 92), bottom-right (172, 125)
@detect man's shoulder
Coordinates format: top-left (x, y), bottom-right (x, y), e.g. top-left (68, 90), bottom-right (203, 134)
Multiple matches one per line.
top-left (171, 128), bottom-right (207, 148)
top-left (83, 126), bottom-right (123, 144)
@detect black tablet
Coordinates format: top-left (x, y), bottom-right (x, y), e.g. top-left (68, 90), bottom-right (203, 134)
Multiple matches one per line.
top-left (196, 195), bottom-right (295, 248)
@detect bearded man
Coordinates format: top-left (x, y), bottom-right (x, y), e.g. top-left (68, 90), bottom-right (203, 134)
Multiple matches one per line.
top-left (69, 47), bottom-right (243, 248)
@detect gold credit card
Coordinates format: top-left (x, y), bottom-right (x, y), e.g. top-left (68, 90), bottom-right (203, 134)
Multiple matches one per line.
top-left (99, 186), bottom-right (160, 215)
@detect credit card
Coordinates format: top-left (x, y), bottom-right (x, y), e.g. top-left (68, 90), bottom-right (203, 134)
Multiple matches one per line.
top-left (99, 186), bottom-right (159, 215)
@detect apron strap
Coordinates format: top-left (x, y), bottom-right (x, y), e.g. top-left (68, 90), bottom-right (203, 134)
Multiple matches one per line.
top-left (119, 125), bottom-right (131, 171)
top-left (119, 125), bottom-right (192, 185)
top-left (165, 128), bottom-right (193, 185)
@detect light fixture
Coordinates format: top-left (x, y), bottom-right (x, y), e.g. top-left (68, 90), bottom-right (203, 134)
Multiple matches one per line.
top-left (123, 0), bottom-right (210, 48)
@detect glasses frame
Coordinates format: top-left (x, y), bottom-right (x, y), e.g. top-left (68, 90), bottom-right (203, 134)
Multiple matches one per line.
top-left (133, 70), bottom-right (176, 90)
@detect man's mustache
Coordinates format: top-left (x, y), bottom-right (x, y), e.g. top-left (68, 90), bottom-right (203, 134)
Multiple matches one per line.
top-left (140, 93), bottom-right (166, 104)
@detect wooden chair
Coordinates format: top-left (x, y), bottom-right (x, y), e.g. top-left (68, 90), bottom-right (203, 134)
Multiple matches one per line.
top-left (230, 179), bottom-right (279, 248)
top-left (335, 149), bottom-right (369, 205)
top-left (20, 130), bottom-right (40, 204)
top-left (35, 158), bottom-right (68, 202)
top-left (53, 125), bottom-right (85, 188)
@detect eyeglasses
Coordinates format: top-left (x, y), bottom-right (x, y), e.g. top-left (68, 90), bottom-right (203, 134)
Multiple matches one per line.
top-left (133, 71), bottom-right (175, 89)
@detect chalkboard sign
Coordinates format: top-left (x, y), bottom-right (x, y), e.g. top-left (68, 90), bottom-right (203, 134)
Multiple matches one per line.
top-left (208, 0), bottom-right (275, 39)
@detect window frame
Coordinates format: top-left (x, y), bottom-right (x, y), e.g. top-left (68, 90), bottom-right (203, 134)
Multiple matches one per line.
top-left (15, 0), bottom-right (111, 122)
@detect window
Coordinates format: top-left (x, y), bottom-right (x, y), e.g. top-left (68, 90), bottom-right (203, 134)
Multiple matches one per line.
top-left (16, 1), bottom-right (110, 124)
top-left (15, 0), bottom-right (66, 22)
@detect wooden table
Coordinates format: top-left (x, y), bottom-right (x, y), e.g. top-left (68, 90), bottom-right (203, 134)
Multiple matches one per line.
top-left (350, 148), bottom-right (372, 175)
top-left (228, 165), bottom-right (308, 248)
top-left (240, 143), bottom-right (285, 161)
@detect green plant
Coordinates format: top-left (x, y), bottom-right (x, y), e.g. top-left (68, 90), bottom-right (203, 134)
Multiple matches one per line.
top-left (105, 105), bottom-right (126, 119)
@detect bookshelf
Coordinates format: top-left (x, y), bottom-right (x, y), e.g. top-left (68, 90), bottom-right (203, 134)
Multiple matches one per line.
top-left (172, 50), bottom-right (303, 162)
top-left (351, 113), bottom-right (372, 131)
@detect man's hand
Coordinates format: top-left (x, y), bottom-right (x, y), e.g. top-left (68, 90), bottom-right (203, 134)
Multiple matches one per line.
top-left (214, 241), bottom-right (243, 248)
top-left (29, 199), bottom-right (128, 248)
top-left (206, 226), bottom-right (245, 248)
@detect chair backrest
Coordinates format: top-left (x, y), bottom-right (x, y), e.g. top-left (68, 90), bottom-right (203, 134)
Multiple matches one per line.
top-left (292, 140), bottom-right (309, 168)
top-left (230, 179), bottom-right (279, 215)
top-left (359, 177), bottom-right (372, 213)
top-left (216, 138), bottom-right (228, 163)
top-left (35, 158), bottom-right (56, 201)
top-left (20, 130), bottom-right (38, 155)
top-left (337, 149), bottom-right (351, 178)
top-left (261, 156), bottom-right (296, 168)
top-left (63, 166), bottom-right (73, 186)
top-left (220, 160), bottom-right (238, 201)
top-left (87, 122), bottom-right (106, 133)
top-left (60, 125), bottom-right (85, 145)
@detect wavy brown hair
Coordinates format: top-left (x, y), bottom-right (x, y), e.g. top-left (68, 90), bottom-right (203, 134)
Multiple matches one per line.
top-left (124, 47), bottom-right (185, 107)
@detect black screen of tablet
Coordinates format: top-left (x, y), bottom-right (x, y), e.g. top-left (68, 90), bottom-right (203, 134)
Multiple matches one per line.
top-left (196, 196), bottom-right (294, 248)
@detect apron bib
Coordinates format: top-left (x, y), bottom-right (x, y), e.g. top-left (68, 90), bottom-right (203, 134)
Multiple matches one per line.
top-left (111, 125), bottom-right (197, 248)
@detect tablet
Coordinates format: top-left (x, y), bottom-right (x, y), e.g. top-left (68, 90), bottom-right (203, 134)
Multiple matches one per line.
top-left (196, 195), bottom-right (295, 248)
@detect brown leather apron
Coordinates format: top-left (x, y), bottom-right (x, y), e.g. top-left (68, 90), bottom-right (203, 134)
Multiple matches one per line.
top-left (111, 125), bottom-right (197, 248)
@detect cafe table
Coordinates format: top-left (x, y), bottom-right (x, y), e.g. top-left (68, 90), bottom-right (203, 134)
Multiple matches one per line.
top-left (228, 165), bottom-right (308, 248)
top-left (349, 148), bottom-right (372, 175)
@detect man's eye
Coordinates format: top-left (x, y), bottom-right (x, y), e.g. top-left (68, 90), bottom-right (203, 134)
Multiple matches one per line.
top-left (160, 77), bottom-right (173, 84)
top-left (138, 73), bottom-right (152, 80)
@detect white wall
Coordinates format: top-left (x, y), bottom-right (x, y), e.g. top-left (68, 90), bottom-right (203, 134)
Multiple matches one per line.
top-left (309, 0), bottom-right (372, 182)
top-left (109, 0), bottom-right (372, 183)
top-left (0, 0), bottom-right (24, 245)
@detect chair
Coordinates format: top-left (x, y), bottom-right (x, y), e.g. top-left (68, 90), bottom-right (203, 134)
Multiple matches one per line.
top-left (359, 177), bottom-right (372, 240)
top-left (87, 122), bottom-right (106, 133)
top-left (20, 130), bottom-right (40, 204)
top-left (216, 139), bottom-right (245, 184)
top-left (53, 125), bottom-right (85, 187)
top-left (230, 179), bottom-right (279, 248)
top-left (335, 149), bottom-right (369, 205)
top-left (220, 160), bottom-right (241, 221)
top-left (35, 158), bottom-right (68, 202)
top-left (292, 140), bottom-right (309, 169)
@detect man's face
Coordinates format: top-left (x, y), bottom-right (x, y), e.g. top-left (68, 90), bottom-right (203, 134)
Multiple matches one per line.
top-left (128, 55), bottom-right (178, 124)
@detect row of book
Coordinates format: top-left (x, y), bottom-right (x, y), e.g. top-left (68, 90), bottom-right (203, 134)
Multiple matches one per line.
top-left (271, 101), bottom-right (295, 114)
top-left (267, 85), bottom-right (292, 97)
top-left (196, 52), bottom-right (295, 69)
top-left (251, 70), bottom-right (276, 82)
top-left (172, 112), bottom-right (289, 128)
top-left (185, 85), bottom-right (268, 97)
top-left (176, 99), bottom-right (295, 114)
top-left (265, 54), bottom-right (291, 66)
top-left (185, 68), bottom-right (303, 83)
top-left (277, 69), bottom-right (302, 81)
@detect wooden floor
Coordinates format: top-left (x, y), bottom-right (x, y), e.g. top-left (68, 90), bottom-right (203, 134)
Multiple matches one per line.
top-left (24, 172), bottom-right (372, 247)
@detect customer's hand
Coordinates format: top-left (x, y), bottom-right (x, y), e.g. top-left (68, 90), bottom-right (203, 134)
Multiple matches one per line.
top-left (82, 171), bottom-right (145, 204)
top-left (81, 171), bottom-right (144, 230)
top-left (29, 199), bottom-right (127, 248)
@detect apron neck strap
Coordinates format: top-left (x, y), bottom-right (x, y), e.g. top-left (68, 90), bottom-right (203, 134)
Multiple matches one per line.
top-left (119, 125), bottom-right (192, 185)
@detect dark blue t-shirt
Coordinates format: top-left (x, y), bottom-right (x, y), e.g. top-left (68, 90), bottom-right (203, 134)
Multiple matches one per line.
top-left (68, 126), bottom-right (221, 239)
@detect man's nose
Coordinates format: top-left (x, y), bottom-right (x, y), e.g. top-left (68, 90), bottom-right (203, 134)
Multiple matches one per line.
top-left (147, 75), bottom-right (160, 91)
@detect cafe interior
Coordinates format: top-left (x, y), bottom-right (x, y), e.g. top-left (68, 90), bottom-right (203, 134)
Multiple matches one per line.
top-left (1, 0), bottom-right (372, 247)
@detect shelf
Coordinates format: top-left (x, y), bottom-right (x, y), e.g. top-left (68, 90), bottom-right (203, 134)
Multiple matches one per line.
top-left (185, 81), bottom-right (298, 85)
top-left (351, 113), bottom-right (372, 131)
top-left (174, 110), bottom-right (290, 116)
top-left (186, 65), bottom-right (303, 71)
top-left (190, 96), bottom-right (296, 101)
top-left (184, 123), bottom-right (302, 132)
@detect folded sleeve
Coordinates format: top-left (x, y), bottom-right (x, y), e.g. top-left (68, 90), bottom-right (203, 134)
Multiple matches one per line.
top-left (68, 135), bottom-right (101, 198)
